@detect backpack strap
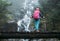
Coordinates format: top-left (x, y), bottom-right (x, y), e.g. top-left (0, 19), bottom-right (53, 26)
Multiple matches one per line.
top-left (39, 12), bottom-right (43, 18)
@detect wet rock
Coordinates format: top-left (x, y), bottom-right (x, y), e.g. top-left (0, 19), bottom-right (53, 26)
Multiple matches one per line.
top-left (0, 22), bottom-right (17, 32)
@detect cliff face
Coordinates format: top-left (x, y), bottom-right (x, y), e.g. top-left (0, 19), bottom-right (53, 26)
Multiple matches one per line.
top-left (7, 0), bottom-right (24, 12)
top-left (7, 0), bottom-right (25, 20)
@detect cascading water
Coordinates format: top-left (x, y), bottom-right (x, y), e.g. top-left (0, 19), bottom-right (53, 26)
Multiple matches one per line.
top-left (7, 0), bottom-right (43, 41)
top-left (17, 0), bottom-right (40, 32)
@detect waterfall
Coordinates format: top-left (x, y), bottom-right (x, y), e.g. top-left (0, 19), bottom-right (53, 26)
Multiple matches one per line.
top-left (7, 0), bottom-right (44, 41)
top-left (17, 0), bottom-right (40, 32)
top-left (7, 0), bottom-right (40, 32)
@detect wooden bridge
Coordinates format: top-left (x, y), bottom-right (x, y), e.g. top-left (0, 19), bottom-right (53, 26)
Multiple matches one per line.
top-left (0, 32), bottom-right (60, 39)
top-left (0, 20), bottom-right (60, 39)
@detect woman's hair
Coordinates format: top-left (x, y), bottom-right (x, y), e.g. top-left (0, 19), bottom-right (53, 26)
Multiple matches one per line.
top-left (33, 7), bottom-right (43, 13)
top-left (34, 7), bottom-right (40, 11)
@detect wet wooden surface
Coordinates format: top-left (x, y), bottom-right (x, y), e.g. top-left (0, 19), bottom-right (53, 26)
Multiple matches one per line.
top-left (0, 32), bottom-right (60, 39)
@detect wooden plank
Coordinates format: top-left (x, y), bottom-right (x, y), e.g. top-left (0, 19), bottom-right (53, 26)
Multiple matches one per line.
top-left (0, 32), bottom-right (60, 39)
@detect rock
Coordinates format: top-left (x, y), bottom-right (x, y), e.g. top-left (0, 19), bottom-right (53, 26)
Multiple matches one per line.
top-left (0, 22), bottom-right (17, 32)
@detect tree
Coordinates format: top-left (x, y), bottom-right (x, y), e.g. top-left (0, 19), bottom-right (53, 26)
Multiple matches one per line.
top-left (39, 0), bottom-right (60, 31)
top-left (0, 0), bottom-right (12, 26)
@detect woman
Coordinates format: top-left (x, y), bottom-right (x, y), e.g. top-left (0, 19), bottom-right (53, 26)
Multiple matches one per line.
top-left (31, 7), bottom-right (43, 32)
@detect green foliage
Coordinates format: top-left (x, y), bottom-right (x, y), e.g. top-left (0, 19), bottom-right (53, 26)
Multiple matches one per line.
top-left (0, 0), bottom-right (12, 25)
top-left (39, 0), bottom-right (60, 31)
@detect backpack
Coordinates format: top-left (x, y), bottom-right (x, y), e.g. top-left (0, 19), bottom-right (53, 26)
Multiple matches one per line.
top-left (33, 10), bottom-right (40, 19)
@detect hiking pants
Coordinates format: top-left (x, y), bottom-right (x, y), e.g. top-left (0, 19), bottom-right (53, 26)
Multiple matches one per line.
top-left (34, 19), bottom-right (40, 30)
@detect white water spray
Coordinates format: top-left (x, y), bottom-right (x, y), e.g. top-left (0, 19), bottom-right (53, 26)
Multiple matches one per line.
top-left (7, 0), bottom-right (44, 41)
top-left (17, 0), bottom-right (39, 32)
